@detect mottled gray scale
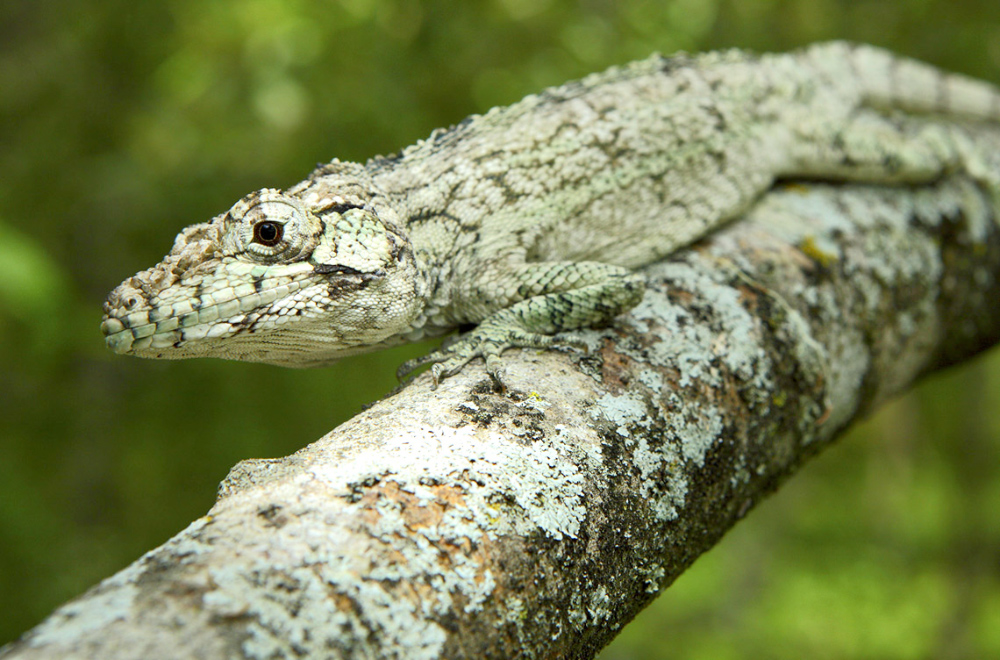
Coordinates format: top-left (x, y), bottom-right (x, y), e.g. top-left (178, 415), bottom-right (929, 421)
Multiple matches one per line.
top-left (102, 42), bottom-right (1000, 384)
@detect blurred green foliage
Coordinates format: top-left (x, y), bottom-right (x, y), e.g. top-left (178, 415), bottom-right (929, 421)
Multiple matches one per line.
top-left (1, 0), bottom-right (999, 656)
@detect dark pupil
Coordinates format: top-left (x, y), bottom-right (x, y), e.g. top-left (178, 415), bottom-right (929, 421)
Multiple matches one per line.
top-left (254, 221), bottom-right (282, 246)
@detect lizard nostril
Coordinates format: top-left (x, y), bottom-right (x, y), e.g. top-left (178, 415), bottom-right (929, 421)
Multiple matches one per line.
top-left (125, 296), bottom-right (138, 309)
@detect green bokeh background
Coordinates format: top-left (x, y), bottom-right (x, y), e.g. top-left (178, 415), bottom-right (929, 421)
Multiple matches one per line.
top-left (2, 1), bottom-right (999, 656)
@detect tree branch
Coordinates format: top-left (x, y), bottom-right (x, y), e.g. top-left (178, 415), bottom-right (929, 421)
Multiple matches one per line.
top-left (5, 170), bottom-right (1000, 658)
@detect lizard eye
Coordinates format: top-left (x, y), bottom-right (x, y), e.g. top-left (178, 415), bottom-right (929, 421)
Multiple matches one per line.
top-left (223, 189), bottom-right (320, 263)
top-left (253, 221), bottom-right (283, 246)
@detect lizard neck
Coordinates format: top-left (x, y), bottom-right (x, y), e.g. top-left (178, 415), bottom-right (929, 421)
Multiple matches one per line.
top-left (283, 160), bottom-right (444, 350)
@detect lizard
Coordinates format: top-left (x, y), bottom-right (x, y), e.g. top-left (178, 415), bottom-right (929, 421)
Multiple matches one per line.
top-left (101, 41), bottom-right (1000, 385)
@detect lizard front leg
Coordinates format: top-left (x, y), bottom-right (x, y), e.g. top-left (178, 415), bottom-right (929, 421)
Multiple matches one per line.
top-left (397, 261), bottom-right (645, 385)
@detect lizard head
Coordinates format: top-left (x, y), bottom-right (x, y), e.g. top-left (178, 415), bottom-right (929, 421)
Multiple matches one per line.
top-left (101, 183), bottom-right (426, 367)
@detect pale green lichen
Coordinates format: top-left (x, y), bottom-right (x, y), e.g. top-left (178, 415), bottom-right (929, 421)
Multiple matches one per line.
top-left (27, 517), bottom-right (215, 650)
top-left (307, 420), bottom-right (588, 540)
top-left (593, 392), bottom-right (649, 430)
top-left (176, 399), bottom-right (602, 660)
top-left (586, 586), bottom-right (614, 625)
top-left (27, 568), bottom-right (143, 648)
top-left (634, 261), bottom-right (774, 395)
top-left (636, 367), bottom-right (665, 391)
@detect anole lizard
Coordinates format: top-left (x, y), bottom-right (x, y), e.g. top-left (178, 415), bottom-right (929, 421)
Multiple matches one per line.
top-left (102, 42), bottom-right (1000, 384)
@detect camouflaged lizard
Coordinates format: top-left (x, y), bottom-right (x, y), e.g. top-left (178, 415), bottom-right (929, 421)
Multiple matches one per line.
top-left (101, 42), bottom-right (1000, 384)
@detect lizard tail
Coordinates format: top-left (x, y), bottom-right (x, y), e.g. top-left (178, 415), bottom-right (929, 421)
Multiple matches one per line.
top-left (808, 41), bottom-right (1000, 122)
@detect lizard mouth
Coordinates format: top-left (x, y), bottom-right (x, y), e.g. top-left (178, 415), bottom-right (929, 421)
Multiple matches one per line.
top-left (101, 255), bottom-right (328, 356)
top-left (100, 280), bottom-right (308, 355)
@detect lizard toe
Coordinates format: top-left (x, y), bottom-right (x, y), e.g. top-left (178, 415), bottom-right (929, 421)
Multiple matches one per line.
top-left (396, 324), bottom-right (567, 385)
top-left (397, 351), bottom-right (444, 381)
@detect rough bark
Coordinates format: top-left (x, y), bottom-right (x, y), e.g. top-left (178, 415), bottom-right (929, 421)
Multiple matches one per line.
top-left (4, 174), bottom-right (1000, 659)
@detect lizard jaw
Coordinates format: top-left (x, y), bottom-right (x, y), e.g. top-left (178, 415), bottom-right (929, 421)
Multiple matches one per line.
top-left (100, 269), bottom-right (317, 356)
top-left (100, 259), bottom-right (330, 359)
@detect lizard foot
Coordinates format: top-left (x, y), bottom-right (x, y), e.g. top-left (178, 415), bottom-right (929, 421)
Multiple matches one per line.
top-left (397, 261), bottom-right (641, 386)
top-left (396, 322), bottom-right (585, 387)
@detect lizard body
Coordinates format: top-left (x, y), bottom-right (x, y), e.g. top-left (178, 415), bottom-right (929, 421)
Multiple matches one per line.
top-left (102, 42), bottom-right (1000, 382)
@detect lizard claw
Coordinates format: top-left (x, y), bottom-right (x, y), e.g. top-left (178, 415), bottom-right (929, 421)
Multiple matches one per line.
top-left (396, 351), bottom-right (439, 382)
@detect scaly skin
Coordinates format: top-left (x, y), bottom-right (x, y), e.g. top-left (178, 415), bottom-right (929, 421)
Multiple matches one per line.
top-left (102, 42), bottom-right (1000, 383)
